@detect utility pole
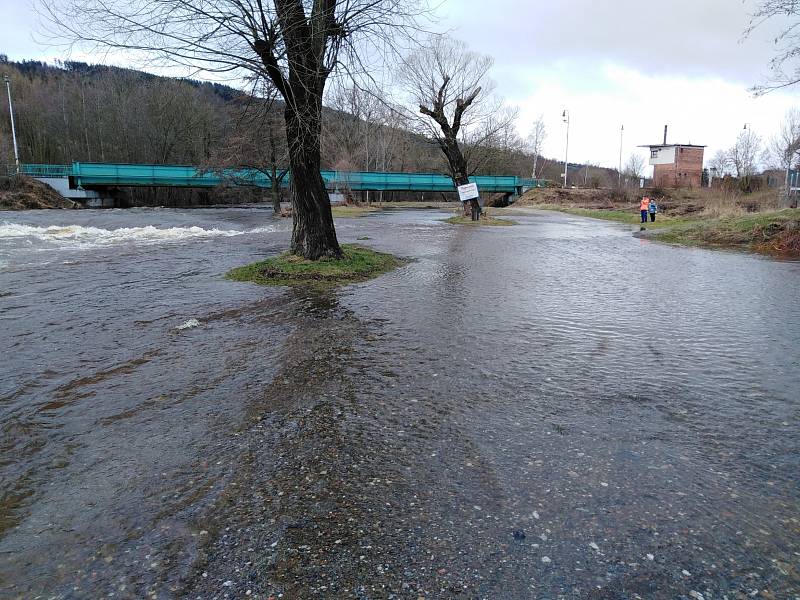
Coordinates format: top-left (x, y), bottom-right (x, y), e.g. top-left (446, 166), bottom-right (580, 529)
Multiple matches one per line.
top-left (618, 124), bottom-right (624, 188)
top-left (742, 123), bottom-right (753, 183)
top-left (3, 74), bottom-right (20, 174)
top-left (562, 110), bottom-right (570, 189)
top-left (785, 166), bottom-right (791, 206)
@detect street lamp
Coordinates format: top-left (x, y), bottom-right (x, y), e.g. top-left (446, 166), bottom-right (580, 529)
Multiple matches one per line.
top-left (3, 74), bottom-right (20, 174)
top-left (562, 109), bottom-right (570, 189)
top-left (618, 124), bottom-right (624, 188)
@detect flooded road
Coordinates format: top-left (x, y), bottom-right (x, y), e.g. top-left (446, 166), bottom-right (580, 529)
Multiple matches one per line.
top-left (0, 207), bottom-right (798, 599)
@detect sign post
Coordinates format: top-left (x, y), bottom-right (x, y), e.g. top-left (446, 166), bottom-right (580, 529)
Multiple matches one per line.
top-left (457, 182), bottom-right (481, 221)
top-left (788, 169), bottom-right (799, 208)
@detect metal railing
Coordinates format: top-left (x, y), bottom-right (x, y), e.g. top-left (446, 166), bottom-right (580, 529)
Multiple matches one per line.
top-left (18, 164), bottom-right (73, 178)
top-left (17, 162), bottom-right (549, 193)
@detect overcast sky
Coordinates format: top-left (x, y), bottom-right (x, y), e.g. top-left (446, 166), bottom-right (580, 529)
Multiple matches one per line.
top-left (0, 0), bottom-right (797, 173)
top-left (437, 0), bottom-right (797, 172)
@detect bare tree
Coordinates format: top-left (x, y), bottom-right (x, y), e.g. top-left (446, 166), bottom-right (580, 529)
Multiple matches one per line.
top-left (526, 116), bottom-right (546, 179)
top-left (397, 35), bottom-right (517, 219)
top-left (462, 106), bottom-right (522, 176)
top-left (746, 1), bottom-right (800, 93)
top-left (770, 108), bottom-right (800, 169)
top-left (207, 86), bottom-right (289, 214)
top-left (769, 108), bottom-right (800, 201)
top-left (623, 153), bottom-right (645, 186)
top-left (728, 130), bottom-right (763, 178)
top-left (708, 149), bottom-right (732, 178)
top-left (324, 81), bottom-right (386, 172)
top-left (41, 0), bottom-right (426, 259)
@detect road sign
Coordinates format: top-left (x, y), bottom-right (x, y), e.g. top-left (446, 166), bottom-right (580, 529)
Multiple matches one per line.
top-left (457, 182), bottom-right (479, 202)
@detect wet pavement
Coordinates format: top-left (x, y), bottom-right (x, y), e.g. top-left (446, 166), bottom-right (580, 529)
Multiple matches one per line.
top-left (0, 207), bottom-right (798, 599)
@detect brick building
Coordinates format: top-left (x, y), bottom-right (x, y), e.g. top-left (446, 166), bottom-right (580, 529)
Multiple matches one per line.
top-left (644, 143), bottom-right (705, 188)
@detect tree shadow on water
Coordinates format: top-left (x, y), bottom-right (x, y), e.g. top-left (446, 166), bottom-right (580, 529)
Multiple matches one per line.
top-left (285, 285), bottom-right (349, 320)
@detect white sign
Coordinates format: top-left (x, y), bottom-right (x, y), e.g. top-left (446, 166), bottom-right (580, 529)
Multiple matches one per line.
top-left (457, 182), bottom-right (480, 202)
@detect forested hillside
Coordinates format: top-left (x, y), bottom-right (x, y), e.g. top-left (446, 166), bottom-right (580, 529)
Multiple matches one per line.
top-left (0, 57), bottom-right (617, 205)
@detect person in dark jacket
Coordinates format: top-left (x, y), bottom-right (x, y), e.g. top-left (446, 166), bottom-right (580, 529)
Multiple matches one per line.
top-left (648, 199), bottom-right (658, 222)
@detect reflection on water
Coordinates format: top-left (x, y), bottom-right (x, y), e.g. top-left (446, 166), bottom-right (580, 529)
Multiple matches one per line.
top-left (0, 207), bottom-right (798, 598)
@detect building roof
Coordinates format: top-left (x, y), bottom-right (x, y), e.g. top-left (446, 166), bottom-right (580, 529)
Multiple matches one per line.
top-left (638, 144), bottom-right (706, 149)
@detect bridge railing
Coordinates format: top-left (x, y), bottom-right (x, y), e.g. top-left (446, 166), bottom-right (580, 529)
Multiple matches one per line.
top-left (19, 162), bottom-right (549, 193)
top-left (18, 164), bottom-right (73, 178)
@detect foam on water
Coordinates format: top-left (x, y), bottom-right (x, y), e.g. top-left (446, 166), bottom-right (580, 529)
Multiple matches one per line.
top-left (176, 318), bottom-right (201, 330)
top-left (0, 222), bottom-right (278, 249)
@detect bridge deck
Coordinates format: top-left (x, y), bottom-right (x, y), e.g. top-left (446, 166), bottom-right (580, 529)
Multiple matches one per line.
top-left (19, 163), bottom-right (545, 194)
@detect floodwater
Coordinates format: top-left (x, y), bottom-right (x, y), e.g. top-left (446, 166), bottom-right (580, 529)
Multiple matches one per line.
top-left (0, 206), bottom-right (798, 599)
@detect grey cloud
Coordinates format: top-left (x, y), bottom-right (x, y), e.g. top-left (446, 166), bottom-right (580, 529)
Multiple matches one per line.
top-left (443, 0), bottom-right (785, 86)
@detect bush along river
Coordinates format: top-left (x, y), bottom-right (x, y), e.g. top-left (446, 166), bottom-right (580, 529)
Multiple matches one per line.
top-left (0, 206), bottom-right (798, 599)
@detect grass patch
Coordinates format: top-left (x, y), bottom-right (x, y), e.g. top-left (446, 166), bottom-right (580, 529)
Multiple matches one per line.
top-left (373, 201), bottom-right (455, 209)
top-left (226, 244), bottom-right (404, 287)
top-left (330, 205), bottom-right (380, 218)
top-left (540, 204), bottom-right (800, 256)
top-left (650, 209), bottom-right (800, 255)
top-left (443, 214), bottom-right (517, 226)
top-left (541, 206), bottom-right (691, 229)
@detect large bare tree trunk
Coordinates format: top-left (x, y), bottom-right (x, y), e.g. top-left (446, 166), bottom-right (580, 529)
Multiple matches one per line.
top-left (444, 138), bottom-right (480, 220)
top-left (285, 100), bottom-right (342, 259)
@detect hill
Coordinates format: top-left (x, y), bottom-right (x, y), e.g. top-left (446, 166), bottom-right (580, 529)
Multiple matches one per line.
top-left (0, 56), bottom-right (579, 206)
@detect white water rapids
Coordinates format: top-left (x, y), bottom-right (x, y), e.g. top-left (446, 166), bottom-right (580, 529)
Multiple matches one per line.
top-left (0, 222), bottom-right (278, 249)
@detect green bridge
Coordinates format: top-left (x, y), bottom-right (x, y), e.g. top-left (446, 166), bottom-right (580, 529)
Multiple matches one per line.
top-left (20, 162), bottom-right (545, 197)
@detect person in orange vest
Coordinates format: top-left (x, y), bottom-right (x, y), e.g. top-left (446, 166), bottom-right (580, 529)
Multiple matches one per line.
top-left (639, 196), bottom-right (650, 224)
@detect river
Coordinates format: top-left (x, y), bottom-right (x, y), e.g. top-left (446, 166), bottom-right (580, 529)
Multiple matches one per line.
top-left (0, 206), bottom-right (798, 599)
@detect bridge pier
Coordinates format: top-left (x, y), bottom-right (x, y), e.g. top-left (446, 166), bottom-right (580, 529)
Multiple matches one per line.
top-left (36, 177), bottom-right (117, 208)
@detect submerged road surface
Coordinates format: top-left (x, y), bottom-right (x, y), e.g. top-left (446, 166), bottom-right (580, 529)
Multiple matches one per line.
top-left (0, 207), bottom-right (798, 599)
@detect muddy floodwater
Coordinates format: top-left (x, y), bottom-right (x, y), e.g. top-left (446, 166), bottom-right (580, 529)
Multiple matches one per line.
top-left (0, 207), bottom-right (798, 599)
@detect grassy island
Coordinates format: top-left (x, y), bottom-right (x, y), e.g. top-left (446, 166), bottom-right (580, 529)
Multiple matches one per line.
top-left (443, 214), bottom-right (517, 226)
top-left (226, 244), bottom-right (403, 287)
top-left (330, 205), bottom-right (380, 218)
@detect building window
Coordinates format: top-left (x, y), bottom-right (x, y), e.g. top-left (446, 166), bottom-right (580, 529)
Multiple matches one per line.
top-left (651, 150), bottom-right (658, 158)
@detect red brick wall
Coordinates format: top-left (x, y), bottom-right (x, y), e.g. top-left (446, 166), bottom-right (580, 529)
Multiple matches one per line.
top-left (653, 164), bottom-right (677, 188)
top-left (653, 146), bottom-right (704, 188)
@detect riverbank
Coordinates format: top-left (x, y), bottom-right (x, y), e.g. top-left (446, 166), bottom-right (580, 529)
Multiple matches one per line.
top-left (333, 202), bottom-right (462, 216)
top-left (650, 209), bottom-right (800, 255)
top-left (521, 206), bottom-right (800, 256)
top-left (525, 205), bottom-right (690, 229)
top-left (514, 186), bottom-right (786, 216)
top-left (330, 205), bottom-right (381, 218)
top-left (510, 187), bottom-right (799, 257)
top-left (0, 175), bottom-right (81, 210)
